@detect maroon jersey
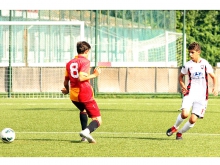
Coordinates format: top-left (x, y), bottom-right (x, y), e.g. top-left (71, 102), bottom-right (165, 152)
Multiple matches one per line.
top-left (65, 55), bottom-right (94, 102)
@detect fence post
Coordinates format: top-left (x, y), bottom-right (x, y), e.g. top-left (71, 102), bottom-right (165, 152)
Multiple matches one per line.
top-left (94, 10), bottom-right (99, 96)
top-left (8, 10), bottom-right (12, 98)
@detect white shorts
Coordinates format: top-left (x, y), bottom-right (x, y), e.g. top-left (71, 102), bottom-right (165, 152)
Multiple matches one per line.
top-left (181, 95), bottom-right (208, 118)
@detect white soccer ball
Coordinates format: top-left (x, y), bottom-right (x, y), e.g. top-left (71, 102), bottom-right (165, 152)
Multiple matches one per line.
top-left (0, 128), bottom-right (15, 143)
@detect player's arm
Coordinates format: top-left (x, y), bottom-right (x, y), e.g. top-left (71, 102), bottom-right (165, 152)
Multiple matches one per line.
top-left (78, 67), bottom-right (101, 82)
top-left (61, 79), bottom-right (69, 95)
top-left (61, 70), bottom-right (70, 95)
top-left (209, 72), bottom-right (218, 96)
top-left (179, 73), bottom-right (187, 94)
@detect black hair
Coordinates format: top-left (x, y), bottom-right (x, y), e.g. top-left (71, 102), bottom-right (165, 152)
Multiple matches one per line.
top-left (188, 42), bottom-right (201, 51)
top-left (77, 41), bottom-right (91, 54)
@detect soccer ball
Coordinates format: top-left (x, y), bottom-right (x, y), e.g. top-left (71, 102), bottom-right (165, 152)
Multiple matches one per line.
top-left (0, 128), bottom-right (15, 143)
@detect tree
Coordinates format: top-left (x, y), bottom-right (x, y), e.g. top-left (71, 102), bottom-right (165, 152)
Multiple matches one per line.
top-left (176, 10), bottom-right (220, 66)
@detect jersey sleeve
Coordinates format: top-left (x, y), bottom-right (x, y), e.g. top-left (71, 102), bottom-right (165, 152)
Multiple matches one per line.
top-left (206, 62), bottom-right (214, 73)
top-left (181, 65), bottom-right (187, 75)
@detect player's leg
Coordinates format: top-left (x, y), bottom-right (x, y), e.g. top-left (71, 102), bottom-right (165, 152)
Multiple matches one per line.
top-left (166, 112), bottom-right (186, 136)
top-left (72, 101), bottom-right (88, 142)
top-left (87, 116), bottom-right (102, 133)
top-left (72, 101), bottom-right (88, 130)
top-left (174, 107), bottom-right (191, 128)
top-left (79, 110), bottom-right (88, 142)
top-left (80, 110), bottom-right (88, 130)
top-left (176, 114), bottom-right (197, 140)
top-left (166, 96), bottom-right (192, 136)
top-left (176, 100), bottom-right (206, 140)
top-left (79, 100), bottom-right (101, 143)
top-left (80, 116), bottom-right (101, 143)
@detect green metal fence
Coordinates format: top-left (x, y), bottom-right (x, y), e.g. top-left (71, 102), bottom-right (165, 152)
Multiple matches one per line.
top-left (0, 10), bottom-right (183, 98)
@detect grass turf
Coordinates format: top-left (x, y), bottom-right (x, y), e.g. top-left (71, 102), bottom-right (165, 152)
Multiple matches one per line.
top-left (0, 98), bottom-right (220, 157)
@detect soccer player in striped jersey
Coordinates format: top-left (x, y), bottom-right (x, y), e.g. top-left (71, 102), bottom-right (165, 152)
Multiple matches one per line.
top-left (61, 41), bottom-right (102, 143)
top-left (166, 42), bottom-right (218, 140)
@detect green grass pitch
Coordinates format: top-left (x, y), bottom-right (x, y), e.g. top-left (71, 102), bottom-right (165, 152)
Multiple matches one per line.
top-left (0, 98), bottom-right (220, 157)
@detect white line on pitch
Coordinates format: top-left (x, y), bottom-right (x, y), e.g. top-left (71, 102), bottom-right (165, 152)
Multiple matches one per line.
top-left (15, 132), bottom-right (220, 136)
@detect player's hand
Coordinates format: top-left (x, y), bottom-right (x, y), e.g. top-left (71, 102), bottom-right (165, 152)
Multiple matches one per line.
top-left (181, 87), bottom-right (188, 95)
top-left (61, 88), bottom-right (69, 95)
top-left (212, 88), bottom-right (218, 96)
top-left (93, 67), bottom-right (101, 76)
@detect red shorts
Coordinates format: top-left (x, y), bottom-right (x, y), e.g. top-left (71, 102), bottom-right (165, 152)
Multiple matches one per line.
top-left (72, 100), bottom-right (101, 118)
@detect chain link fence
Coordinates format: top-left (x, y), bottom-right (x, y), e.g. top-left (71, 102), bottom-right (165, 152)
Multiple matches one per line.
top-left (0, 10), bottom-right (187, 98)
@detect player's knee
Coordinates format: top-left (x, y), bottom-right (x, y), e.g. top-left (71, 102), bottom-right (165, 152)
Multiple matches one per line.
top-left (181, 110), bottom-right (189, 119)
top-left (97, 117), bottom-right (102, 126)
top-left (188, 120), bottom-right (195, 127)
top-left (189, 114), bottom-right (198, 124)
top-left (92, 117), bottom-right (102, 126)
top-left (181, 113), bottom-right (188, 119)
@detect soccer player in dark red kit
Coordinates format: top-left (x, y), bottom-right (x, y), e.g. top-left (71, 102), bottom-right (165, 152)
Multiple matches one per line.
top-left (61, 41), bottom-right (102, 143)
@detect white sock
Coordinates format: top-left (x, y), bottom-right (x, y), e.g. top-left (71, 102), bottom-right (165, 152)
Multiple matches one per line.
top-left (178, 121), bottom-right (195, 133)
top-left (174, 113), bottom-right (184, 129)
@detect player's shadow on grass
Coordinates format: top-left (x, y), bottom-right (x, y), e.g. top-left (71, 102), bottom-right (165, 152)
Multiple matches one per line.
top-left (17, 137), bottom-right (174, 142)
top-left (19, 108), bottom-right (75, 112)
top-left (99, 136), bottom-right (171, 141)
top-left (101, 108), bottom-right (179, 113)
top-left (206, 111), bottom-right (220, 114)
top-left (137, 137), bottom-right (173, 140)
top-left (16, 138), bottom-right (83, 143)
